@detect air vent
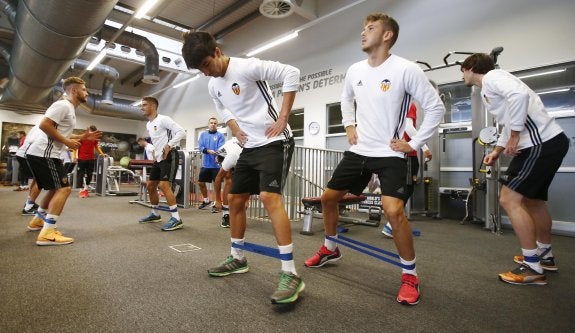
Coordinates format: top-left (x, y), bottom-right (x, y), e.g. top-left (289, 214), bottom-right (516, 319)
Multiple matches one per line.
top-left (259, 0), bottom-right (295, 19)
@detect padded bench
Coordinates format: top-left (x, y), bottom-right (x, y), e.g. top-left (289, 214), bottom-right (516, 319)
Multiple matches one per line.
top-left (300, 194), bottom-right (381, 235)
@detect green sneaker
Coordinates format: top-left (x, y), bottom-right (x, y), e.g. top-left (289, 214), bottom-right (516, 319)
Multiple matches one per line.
top-left (208, 255), bottom-right (249, 277)
top-left (270, 271), bottom-right (305, 304)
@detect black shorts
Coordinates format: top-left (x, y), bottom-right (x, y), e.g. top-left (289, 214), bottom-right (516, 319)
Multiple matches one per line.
top-left (198, 167), bottom-right (220, 183)
top-left (501, 133), bottom-right (569, 200)
top-left (16, 156), bottom-right (33, 180)
top-left (149, 149), bottom-right (179, 183)
top-left (327, 151), bottom-right (411, 202)
top-left (25, 154), bottom-right (70, 190)
top-left (231, 138), bottom-right (294, 195)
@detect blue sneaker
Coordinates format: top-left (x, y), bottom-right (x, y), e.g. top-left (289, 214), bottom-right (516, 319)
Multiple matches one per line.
top-left (161, 217), bottom-right (183, 231)
top-left (139, 213), bottom-right (161, 223)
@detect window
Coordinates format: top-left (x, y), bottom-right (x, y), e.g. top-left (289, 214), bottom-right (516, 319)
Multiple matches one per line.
top-left (326, 102), bottom-right (346, 134)
top-left (289, 108), bottom-right (304, 138)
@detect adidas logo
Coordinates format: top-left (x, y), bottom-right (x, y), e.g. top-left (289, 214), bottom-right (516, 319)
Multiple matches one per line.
top-left (268, 180), bottom-right (280, 188)
top-left (357, 80), bottom-right (363, 86)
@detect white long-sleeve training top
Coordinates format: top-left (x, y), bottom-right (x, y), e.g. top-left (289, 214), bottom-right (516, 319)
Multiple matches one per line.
top-left (341, 54), bottom-right (445, 157)
top-left (208, 57), bottom-right (299, 148)
top-left (481, 69), bottom-right (563, 149)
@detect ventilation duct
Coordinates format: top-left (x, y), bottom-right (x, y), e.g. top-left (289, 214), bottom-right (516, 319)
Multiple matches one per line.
top-left (71, 59), bottom-right (118, 105)
top-left (260, 0), bottom-right (297, 18)
top-left (97, 25), bottom-right (160, 84)
top-left (1, 0), bottom-right (118, 104)
top-left (79, 95), bottom-right (145, 121)
top-left (0, 0), bottom-right (16, 28)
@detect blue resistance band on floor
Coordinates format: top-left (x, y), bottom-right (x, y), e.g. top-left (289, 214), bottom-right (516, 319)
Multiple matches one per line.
top-left (326, 235), bottom-right (409, 269)
top-left (153, 205), bottom-right (177, 212)
top-left (231, 242), bottom-right (293, 261)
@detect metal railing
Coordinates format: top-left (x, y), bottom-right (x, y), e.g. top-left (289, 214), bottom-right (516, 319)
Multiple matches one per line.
top-left (189, 146), bottom-right (356, 223)
top-left (247, 146), bottom-right (345, 223)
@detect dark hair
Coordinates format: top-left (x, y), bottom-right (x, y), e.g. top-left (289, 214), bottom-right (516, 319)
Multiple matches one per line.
top-left (89, 125), bottom-right (97, 131)
top-left (181, 31), bottom-right (218, 69)
top-left (142, 96), bottom-right (159, 108)
top-left (460, 53), bottom-right (495, 74)
top-left (364, 12), bottom-right (400, 47)
top-left (17, 130), bottom-right (26, 136)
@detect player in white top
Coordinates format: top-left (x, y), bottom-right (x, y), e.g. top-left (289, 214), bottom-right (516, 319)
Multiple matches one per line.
top-left (25, 77), bottom-right (101, 245)
top-left (137, 96), bottom-right (186, 231)
top-left (304, 12), bottom-right (444, 306)
top-left (461, 53), bottom-right (568, 285)
top-left (15, 125), bottom-right (42, 217)
top-left (182, 31), bottom-right (304, 304)
top-left (137, 137), bottom-right (156, 161)
top-left (213, 137), bottom-right (243, 228)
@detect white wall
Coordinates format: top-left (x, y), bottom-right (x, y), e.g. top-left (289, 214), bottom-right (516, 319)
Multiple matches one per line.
top-left (153, 0), bottom-right (575, 149)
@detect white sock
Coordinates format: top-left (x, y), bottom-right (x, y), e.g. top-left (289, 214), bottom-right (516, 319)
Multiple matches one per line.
top-left (24, 199), bottom-right (35, 210)
top-left (324, 235), bottom-right (337, 251)
top-left (400, 257), bottom-right (417, 276)
top-left (151, 206), bottom-right (159, 216)
top-left (42, 214), bottom-right (58, 230)
top-left (278, 244), bottom-right (297, 275)
top-left (222, 206), bottom-right (229, 217)
top-left (170, 205), bottom-right (180, 220)
top-left (536, 241), bottom-right (553, 258)
top-left (37, 207), bottom-right (47, 216)
top-left (231, 238), bottom-right (245, 260)
top-left (522, 248), bottom-right (543, 274)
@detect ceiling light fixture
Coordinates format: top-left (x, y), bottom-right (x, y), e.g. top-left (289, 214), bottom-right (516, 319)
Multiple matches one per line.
top-left (246, 31), bottom-right (298, 57)
top-left (537, 88), bottom-right (571, 95)
top-left (135, 0), bottom-right (160, 19)
top-left (517, 69), bottom-right (566, 79)
top-left (86, 50), bottom-right (107, 71)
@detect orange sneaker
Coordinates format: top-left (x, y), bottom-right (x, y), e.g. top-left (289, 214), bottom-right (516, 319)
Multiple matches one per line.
top-left (498, 264), bottom-right (547, 285)
top-left (27, 216), bottom-right (44, 231)
top-left (79, 188), bottom-right (89, 198)
top-left (397, 273), bottom-right (420, 305)
top-left (36, 228), bottom-right (74, 246)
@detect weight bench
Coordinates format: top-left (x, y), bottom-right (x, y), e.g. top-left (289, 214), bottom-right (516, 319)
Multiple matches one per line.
top-left (300, 194), bottom-right (381, 235)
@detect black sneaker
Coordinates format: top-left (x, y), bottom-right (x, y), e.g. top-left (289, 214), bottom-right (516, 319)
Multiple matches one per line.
top-left (21, 207), bottom-right (37, 216)
top-left (270, 271), bottom-right (305, 304)
top-left (220, 214), bottom-right (230, 228)
top-left (211, 205), bottom-right (219, 213)
top-left (208, 255), bottom-right (249, 277)
top-left (198, 201), bottom-right (211, 210)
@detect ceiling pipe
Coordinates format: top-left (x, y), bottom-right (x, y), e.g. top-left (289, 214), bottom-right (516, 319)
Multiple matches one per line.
top-left (71, 59), bottom-right (119, 105)
top-left (0, 0), bottom-right (16, 28)
top-left (96, 25), bottom-right (160, 84)
top-left (1, 0), bottom-right (118, 103)
top-left (79, 94), bottom-right (145, 121)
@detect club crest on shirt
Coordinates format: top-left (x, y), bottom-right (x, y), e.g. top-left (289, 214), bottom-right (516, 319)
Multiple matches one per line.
top-left (232, 83), bottom-right (240, 95)
top-left (380, 79), bottom-right (391, 92)
top-left (153, 126), bottom-right (157, 131)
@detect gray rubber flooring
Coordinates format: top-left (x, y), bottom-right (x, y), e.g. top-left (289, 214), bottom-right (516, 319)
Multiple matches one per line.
top-left (1, 186), bottom-right (574, 332)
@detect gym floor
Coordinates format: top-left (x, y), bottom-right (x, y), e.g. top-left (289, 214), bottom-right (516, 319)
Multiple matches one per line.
top-left (1, 186), bottom-right (573, 332)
